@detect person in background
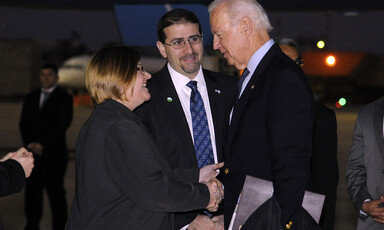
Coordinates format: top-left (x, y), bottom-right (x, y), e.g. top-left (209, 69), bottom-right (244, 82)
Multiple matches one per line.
top-left (276, 37), bottom-right (339, 230)
top-left (209, 0), bottom-right (315, 229)
top-left (136, 8), bottom-right (236, 230)
top-left (0, 147), bottom-right (34, 230)
top-left (19, 63), bottom-right (73, 230)
top-left (66, 46), bottom-right (223, 230)
top-left (346, 97), bottom-right (384, 230)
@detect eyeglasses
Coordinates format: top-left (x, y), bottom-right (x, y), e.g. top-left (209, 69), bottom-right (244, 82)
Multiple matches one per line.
top-left (137, 66), bottom-right (144, 73)
top-left (295, 58), bottom-right (304, 67)
top-left (164, 35), bottom-right (203, 49)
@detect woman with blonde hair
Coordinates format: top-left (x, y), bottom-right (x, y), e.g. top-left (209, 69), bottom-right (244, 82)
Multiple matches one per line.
top-left (66, 46), bottom-right (223, 230)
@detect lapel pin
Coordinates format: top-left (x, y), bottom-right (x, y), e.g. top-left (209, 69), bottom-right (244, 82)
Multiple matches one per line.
top-left (251, 85), bottom-right (255, 89)
top-left (167, 97), bottom-right (173, 102)
top-left (215, 89), bottom-right (221, 94)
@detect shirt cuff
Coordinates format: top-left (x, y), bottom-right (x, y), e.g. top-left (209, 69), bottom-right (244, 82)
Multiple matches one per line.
top-left (360, 198), bottom-right (371, 216)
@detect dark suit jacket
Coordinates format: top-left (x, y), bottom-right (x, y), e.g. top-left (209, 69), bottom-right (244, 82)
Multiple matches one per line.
top-left (0, 159), bottom-right (25, 230)
top-left (135, 64), bottom-right (237, 228)
top-left (19, 86), bottom-right (73, 168)
top-left (241, 196), bottom-right (321, 230)
top-left (224, 44), bottom-right (314, 229)
top-left (0, 159), bottom-right (25, 197)
top-left (66, 100), bottom-right (210, 230)
top-left (310, 102), bottom-right (338, 230)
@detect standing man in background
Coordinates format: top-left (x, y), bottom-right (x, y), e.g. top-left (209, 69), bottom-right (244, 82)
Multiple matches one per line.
top-left (20, 63), bottom-right (73, 230)
top-left (276, 37), bottom-right (339, 230)
top-left (209, 0), bottom-right (314, 229)
top-left (136, 8), bottom-right (236, 230)
top-left (346, 97), bottom-right (384, 230)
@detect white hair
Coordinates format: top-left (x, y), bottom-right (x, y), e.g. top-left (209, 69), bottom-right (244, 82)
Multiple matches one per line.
top-left (208, 0), bottom-right (273, 32)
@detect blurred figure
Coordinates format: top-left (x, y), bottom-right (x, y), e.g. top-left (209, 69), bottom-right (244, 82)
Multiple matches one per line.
top-left (275, 38), bottom-right (304, 67)
top-left (0, 147), bottom-right (34, 230)
top-left (135, 8), bottom-right (236, 230)
top-left (276, 37), bottom-right (339, 230)
top-left (209, 0), bottom-right (315, 229)
top-left (19, 63), bottom-right (73, 230)
top-left (346, 97), bottom-right (384, 230)
top-left (66, 46), bottom-right (223, 230)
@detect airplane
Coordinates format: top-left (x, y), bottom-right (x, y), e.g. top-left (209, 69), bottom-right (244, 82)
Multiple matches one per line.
top-left (58, 55), bottom-right (91, 91)
top-left (57, 54), bottom-right (167, 92)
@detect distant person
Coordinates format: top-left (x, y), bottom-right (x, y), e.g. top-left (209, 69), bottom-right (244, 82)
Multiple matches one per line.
top-left (66, 46), bottom-right (223, 230)
top-left (0, 147), bottom-right (34, 230)
top-left (19, 63), bottom-right (73, 230)
top-left (346, 97), bottom-right (384, 230)
top-left (135, 8), bottom-right (236, 230)
top-left (276, 37), bottom-right (339, 230)
top-left (209, 0), bottom-right (315, 229)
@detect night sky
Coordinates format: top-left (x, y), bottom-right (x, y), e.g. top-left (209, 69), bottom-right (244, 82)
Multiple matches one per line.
top-left (1, 6), bottom-right (384, 55)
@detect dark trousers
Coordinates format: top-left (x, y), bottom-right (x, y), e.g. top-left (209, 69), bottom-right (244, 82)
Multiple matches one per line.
top-left (25, 158), bottom-right (68, 230)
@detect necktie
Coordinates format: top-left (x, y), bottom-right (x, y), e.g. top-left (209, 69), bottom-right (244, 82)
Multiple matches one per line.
top-left (187, 81), bottom-right (214, 168)
top-left (40, 91), bottom-right (50, 109)
top-left (237, 68), bottom-right (250, 99)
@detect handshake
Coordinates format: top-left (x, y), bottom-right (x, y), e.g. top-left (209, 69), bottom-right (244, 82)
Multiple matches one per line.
top-left (0, 147), bottom-right (34, 178)
top-left (200, 162), bottom-right (225, 212)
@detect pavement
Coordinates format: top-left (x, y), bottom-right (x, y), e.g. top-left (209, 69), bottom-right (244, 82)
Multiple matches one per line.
top-left (0, 101), bottom-right (359, 230)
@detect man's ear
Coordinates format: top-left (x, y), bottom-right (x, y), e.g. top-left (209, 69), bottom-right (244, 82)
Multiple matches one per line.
top-left (240, 16), bottom-right (252, 37)
top-left (156, 41), bottom-right (168, 58)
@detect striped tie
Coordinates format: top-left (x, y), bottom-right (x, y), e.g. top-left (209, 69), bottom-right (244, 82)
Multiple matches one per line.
top-left (237, 67), bottom-right (250, 99)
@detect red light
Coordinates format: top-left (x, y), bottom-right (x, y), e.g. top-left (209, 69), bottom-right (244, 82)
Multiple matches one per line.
top-left (335, 101), bottom-right (342, 108)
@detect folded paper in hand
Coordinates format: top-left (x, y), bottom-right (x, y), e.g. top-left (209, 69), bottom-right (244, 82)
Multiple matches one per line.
top-left (229, 175), bottom-right (325, 230)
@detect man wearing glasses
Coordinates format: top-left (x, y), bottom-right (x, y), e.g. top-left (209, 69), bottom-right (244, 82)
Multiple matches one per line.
top-left (136, 8), bottom-right (236, 230)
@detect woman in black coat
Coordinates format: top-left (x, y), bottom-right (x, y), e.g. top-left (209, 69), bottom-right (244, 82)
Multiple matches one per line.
top-left (66, 46), bottom-right (223, 230)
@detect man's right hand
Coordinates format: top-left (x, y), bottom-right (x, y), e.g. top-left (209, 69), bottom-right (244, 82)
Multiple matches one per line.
top-left (199, 162), bottom-right (224, 182)
top-left (362, 196), bottom-right (384, 224)
top-left (203, 178), bottom-right (224, 212)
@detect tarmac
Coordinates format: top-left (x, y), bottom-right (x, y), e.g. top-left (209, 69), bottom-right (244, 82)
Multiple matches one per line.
top-left (0, 101), bottom-right (359, 230)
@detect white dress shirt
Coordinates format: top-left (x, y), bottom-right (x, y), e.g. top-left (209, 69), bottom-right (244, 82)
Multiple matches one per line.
top-left (168, 63), bottom-right (218, 164)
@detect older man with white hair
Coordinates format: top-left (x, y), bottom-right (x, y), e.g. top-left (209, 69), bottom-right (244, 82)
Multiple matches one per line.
top-left (209, 0), bottom-right (315, 229)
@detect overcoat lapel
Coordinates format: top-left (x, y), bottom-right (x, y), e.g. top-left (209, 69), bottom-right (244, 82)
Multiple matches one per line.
top-left (204, 70), bottom-right (224, 162)
top-left (227, 44), bottom-right (280, 156)
top-left (156, 66), bottom-right (197, 164)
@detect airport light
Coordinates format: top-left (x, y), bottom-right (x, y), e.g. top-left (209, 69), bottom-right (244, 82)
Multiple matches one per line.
top-left (317, 40), bottom-right (325, 49)
top-left (335, 101), bottom-right (342, 108)
top-left (339, 98), bottom-right (346, 106)
top-left (335, 98), bottom-right (347, 109)
top-left (326, 55), bottom-right (336, 67)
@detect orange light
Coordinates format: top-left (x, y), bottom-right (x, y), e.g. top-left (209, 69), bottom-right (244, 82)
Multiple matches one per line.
top-left (326, 55), bottom-right (336, 67)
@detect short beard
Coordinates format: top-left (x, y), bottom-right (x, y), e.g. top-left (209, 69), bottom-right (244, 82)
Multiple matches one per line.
top-left (181, 53), bottom-right (201, 74)
top-left (182, 64), bottom-right (200, 74)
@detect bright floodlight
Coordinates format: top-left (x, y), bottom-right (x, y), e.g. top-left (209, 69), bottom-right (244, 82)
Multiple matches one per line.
top-left (326, 55), bottom-right (336, 66)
